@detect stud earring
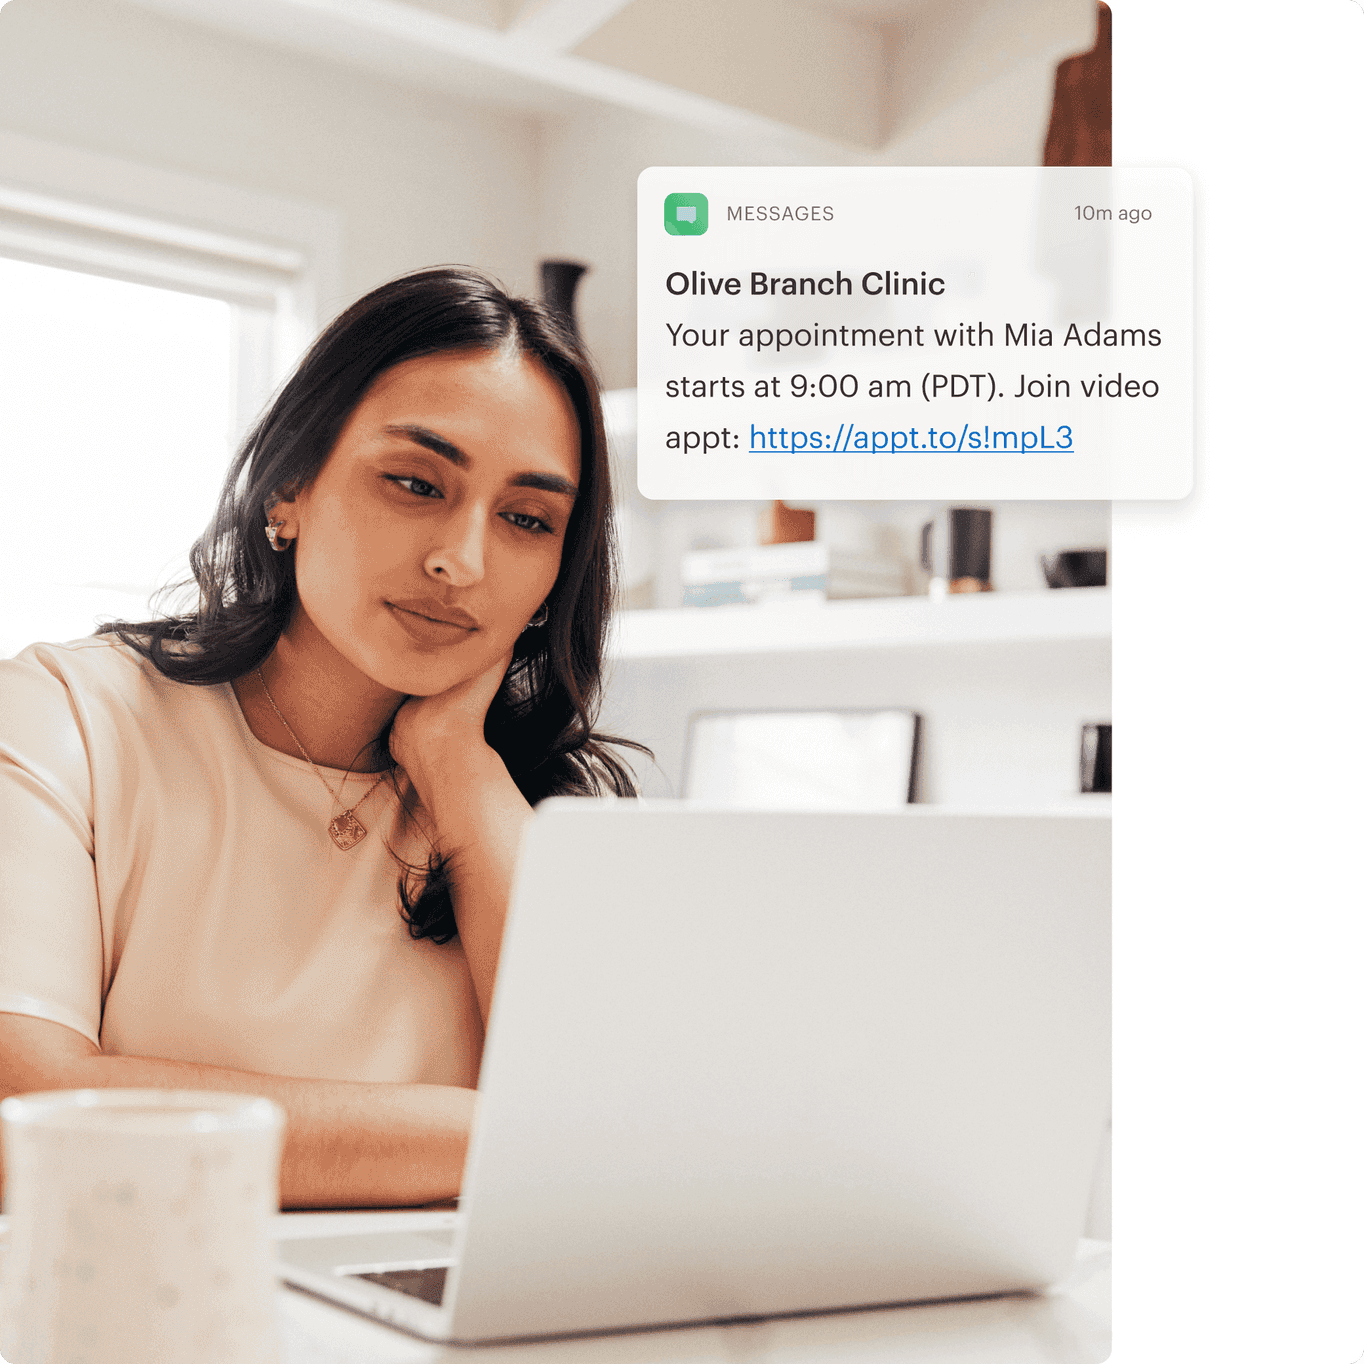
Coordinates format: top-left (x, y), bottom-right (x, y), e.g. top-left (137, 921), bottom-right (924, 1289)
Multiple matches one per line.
top-left (523, 603), bottom-right (549, 630)
top-left (265, 518), bottom-right (292, 552)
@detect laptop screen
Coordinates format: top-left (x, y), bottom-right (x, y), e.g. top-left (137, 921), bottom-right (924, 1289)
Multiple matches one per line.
top-left (683, 709), bottom-right (921, 808)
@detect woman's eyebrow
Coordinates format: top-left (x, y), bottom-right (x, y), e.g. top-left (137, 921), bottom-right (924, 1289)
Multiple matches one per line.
top-left (384, 423), bottom-right (578, 500)
top-left (511, 472), bottom-right (578, 500)
top-left (385, 423), bottom-right (466, 466)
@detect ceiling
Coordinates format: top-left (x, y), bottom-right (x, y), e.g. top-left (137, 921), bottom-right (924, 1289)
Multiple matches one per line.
top-left (117, 0), bottom-right (1096, 152)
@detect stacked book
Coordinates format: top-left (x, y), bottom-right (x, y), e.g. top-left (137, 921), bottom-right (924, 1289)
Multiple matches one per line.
top-left (680, 542), bottom-right (905, 608)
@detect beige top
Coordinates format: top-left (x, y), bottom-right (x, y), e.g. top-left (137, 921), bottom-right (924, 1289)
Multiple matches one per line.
top-left (0, 637), bottom-right (483, 1086)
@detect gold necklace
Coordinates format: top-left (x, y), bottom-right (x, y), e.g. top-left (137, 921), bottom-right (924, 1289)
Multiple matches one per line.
top-left (254, 668), bottom-right (387, 851)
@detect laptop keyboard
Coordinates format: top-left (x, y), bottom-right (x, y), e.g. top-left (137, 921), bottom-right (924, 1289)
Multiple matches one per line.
top-left (351, 1266), bottom-right (449, 1306)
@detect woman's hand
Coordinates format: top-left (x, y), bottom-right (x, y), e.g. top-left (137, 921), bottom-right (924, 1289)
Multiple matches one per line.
top-left (389, 647), bottom-right (514, 819)
top-left (389, 649), bottom-right (535, 1024)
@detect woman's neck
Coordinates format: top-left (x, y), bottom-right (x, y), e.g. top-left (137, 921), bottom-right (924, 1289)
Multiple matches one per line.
top-left (232, 614), bottom-right (403, 773)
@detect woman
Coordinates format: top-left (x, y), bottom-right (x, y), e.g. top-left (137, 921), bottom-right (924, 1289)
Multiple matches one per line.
top-left (0, 266), bottom-right (640, 1207)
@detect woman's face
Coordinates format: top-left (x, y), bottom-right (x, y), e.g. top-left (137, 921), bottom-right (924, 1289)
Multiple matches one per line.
top-left (283, 346), bottom-right (582, 697)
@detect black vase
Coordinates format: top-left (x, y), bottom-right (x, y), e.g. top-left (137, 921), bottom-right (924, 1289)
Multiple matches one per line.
top-left (1041, 549), bottom-right (1108, 589)
top-left (539, 260), bottom-right (589, 338)
top-left (1080, 723), bottom-right (1112, 794)
top-left (920, 507), bottom-right (993, 589)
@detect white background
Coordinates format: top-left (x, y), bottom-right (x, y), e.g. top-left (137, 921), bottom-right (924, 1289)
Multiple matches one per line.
top-left (0, 0), bottom-right (1358, 1356)
top-left (1116, 2), bottom-right (1363, 1361)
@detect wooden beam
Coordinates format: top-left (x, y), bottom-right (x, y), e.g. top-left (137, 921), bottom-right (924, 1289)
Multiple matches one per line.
top-left (121, 0), bottom-right (854, 152)
top-left (505, 0), bottom-right (637, 52)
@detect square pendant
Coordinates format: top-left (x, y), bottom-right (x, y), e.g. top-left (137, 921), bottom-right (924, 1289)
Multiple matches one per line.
top-left (328, 810), bottom-right (368, 851)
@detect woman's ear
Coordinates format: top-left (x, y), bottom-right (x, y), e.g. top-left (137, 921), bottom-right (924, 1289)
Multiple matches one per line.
top-left (265, 478), bottom-right (302, 510)
top-left (263, 484), bottom-right (304, 550)
top-left (265, 482), bottom-right (303, 524)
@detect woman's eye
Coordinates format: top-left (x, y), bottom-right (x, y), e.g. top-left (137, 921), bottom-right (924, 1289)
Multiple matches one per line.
top-left (386, 475), bottom-right (442, 499)
top-left (503, 511), bottom-right (551, 534)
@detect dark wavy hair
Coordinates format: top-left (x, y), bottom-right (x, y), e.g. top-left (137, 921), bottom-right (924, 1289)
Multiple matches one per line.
top-left (100, 265), bottom-right (644, 942)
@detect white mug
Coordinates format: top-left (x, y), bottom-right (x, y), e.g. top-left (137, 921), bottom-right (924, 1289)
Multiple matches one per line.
top-left (0, 1089), bottom-right (286, 1364)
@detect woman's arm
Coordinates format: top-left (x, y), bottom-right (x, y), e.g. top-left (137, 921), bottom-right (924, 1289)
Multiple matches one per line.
top-left (0, 1012), bottom-right (476, 1209)
top-left (408, 747), bottom-right (534, 1025)
top-left (390, 649), bottom-right (533, 1024)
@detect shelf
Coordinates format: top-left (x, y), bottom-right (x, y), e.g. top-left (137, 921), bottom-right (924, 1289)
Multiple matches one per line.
top-left (608, 587), bottom-right (1110, 661)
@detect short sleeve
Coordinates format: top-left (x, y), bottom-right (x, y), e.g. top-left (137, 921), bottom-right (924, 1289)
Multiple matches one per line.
top-left (0, 649), bottom-right (104, 1045)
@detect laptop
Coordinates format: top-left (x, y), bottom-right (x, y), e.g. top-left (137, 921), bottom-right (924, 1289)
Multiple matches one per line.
top-left (682, 708), bottom-right (923, 807)
top-left (277, 800), bottom-right (1110, 1344)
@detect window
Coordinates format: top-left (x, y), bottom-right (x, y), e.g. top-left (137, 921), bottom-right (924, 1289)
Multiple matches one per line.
top-left (0, 257), bottom-right (235, 656)
top-left (0, 136), bottom-right (339, 657)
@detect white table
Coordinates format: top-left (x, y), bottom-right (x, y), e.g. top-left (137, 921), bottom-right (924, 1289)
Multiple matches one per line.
top-left (0, 1212), bottom-right (1109, 1361)
top-left (272, 1213), bottom-right (1111, 1364)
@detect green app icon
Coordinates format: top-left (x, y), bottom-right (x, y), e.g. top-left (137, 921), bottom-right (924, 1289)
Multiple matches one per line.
top-left (664, 192), bottom-right (708, 236)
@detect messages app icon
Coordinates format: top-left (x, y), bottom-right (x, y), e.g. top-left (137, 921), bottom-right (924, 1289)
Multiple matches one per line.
top-left (664, 193), bottom-right (708, 236)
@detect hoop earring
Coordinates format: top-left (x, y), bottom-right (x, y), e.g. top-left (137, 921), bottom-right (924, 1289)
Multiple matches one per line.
top-left (265, 518), bottom-right (292, 552)
top-left (523, 602), bottom-right (549, 631)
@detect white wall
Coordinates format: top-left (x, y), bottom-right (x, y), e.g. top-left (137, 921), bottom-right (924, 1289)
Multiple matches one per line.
top-left (0, 0), bottom-right (1096, 385)
top-left (0, 0), bottom-right (542, 321)
top-left (537, 0), bottom-right (1093, 389)
top-left (601, 636), bottom-right (1111, 805)
top-left (573, 0), bottom-right (889, 148)
top-left (879, 0), bottom-right (1093, 161)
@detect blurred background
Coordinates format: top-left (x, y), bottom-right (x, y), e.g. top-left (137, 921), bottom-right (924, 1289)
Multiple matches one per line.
top-left (0, 0), bottom-right (1111, 811)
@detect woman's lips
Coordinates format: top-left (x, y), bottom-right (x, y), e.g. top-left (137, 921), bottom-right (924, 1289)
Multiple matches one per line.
top-left (386, 600), bottom-right (479, 645)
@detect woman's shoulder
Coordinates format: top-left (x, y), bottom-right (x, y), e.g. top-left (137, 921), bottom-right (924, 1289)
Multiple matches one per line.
top-left (0, 638), bottom-right (128, 815)
top-left (3, 634), bottom-right (171, 711)
top-left (0, 635), bottom-right (221, 773)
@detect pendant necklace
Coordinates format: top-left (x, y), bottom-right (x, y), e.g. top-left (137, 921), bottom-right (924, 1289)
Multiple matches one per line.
top-left (254, 667), bottom-right (387, 851)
